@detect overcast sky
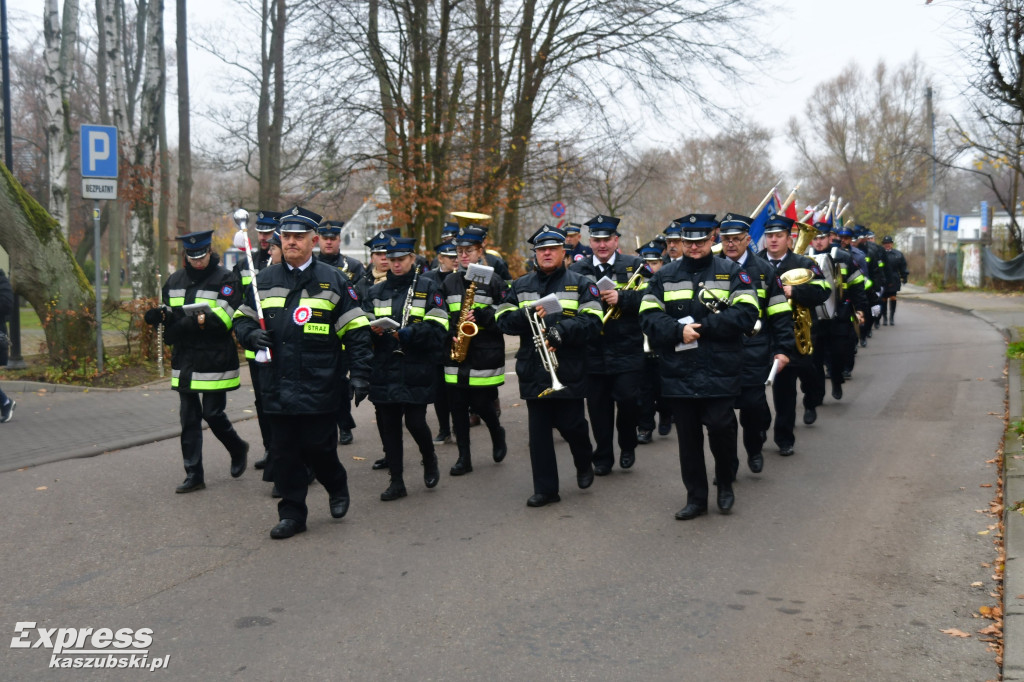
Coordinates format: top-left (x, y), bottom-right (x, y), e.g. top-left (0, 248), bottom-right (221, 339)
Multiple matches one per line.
top-left (7, 0), bottom-right (971, 174)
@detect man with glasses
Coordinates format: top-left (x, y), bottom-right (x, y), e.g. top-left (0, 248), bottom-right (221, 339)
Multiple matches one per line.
top-left (145, 230), bottom-right (250, 494)
top-left (640, 214), bottom-right (759, 520)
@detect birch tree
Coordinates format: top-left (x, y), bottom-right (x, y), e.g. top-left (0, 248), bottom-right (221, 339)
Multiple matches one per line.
top-left (43, 0), bottom-right (79, 237)
top-left (175, 0), bottom-right (192, 236)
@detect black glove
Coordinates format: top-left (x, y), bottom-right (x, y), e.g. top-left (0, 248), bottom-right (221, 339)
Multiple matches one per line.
top-left (250, 328), bottom-right (273, 350)
top-left (546, 325), bottom-right (563, 349)
top-left (350, 378), bottom-right (370, 407)
top-left (144, 306), bottom-right (168, 326)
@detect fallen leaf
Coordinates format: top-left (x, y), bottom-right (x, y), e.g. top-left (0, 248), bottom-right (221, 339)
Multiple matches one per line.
top-left (982, 563), bottom-right (991, 568)
top-left (978, 530), bottom-right (990, 535)
top-left (35, 486), bottom-right (47, 491)
top-left (978, 624), bottom-right (1001, 635)
top-left (979, 606), bottom-right (994, 617)
top-left (352, 456), bottom-right (365, 461)
top-left (980, 484), bottom-right (993, 488)
top-left (941, 628), bottom-right (971, 638)
top-left (971, 582), bottom-right (984, 587)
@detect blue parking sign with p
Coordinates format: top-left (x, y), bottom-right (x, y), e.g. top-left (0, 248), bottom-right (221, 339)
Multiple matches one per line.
top-left (80, 125), bottom-right (118, 178)
top-left (942, 214), bottom-right (960, 232)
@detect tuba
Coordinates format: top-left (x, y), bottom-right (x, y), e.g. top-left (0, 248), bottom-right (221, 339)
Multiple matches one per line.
top-left (779, 220), bottom-right (817, 355)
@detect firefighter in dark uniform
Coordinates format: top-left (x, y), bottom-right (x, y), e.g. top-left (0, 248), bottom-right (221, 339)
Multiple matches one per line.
top-left (640, 214), bottom-right (759, 519)
top-left (365, 228), bottom-right (399, 289)
top-left (145, 230), bottom-right (249, 493)
top-left (495, 225), bottom-right (603, 507)
top-left (235, 210), bottom-right (282, 472)
top-left (835, 226), bottom-right (869, 374)
top-left (429, 221), bottom-right (459, 270)
top-left (442, 225), bottom-right (509, 475)
top-left (563, 222), bottom-right (593, 265)
top-left (366, 236), bottom-right (450, 501)
top-left (717, 213), bottom-right (795, 474)
top-left (881, 235), bottom-right (908, 325)
top-left (569, 214), bottom-right (647, 474)
top-left (810, 223), bottom-right (868, 400)
top-left (635, 238), bottom-right (671, 444)
top-left (234, 206), bottom-right (373, 539)
top-left (662, 219), bottom-right (686, 264)
top-left (317, 219), bottom-right (365, 447)
top-left (855, 226), bottom-right (886, 340)
top-left (760, 216), bottom-right (831, 455)
top-left (423, 241), bottom-right (459, 445)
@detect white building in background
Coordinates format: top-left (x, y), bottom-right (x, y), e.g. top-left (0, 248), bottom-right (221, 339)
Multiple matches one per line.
top-left (339, 186), bottom-right (392, 262)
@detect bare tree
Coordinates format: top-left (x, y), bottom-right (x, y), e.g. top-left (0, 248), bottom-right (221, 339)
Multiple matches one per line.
top-left (43, 0), bottom-right (79, 236)
top-left (175, 0), bottom-right (192, 236)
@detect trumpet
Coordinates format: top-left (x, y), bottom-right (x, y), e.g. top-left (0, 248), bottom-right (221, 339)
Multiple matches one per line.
top-left (697, 283), bottom-right (762, 336)
top-left (526, 306), bottom-right (565, 398)
top-left (601, 264), bottom-right (650, 323)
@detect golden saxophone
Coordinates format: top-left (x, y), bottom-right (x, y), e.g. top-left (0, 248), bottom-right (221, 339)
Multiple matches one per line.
top-left (779, 220), bottom-right (818, 355)
top-left (449, 280), bottom-right (479, 362)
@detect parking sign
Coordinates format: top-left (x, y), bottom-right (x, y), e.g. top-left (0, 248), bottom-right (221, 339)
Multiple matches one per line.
top-left (80, 125), bottom-right (118, 178)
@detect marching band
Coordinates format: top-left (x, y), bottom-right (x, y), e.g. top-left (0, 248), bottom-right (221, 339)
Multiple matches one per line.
top-left (146, 202), bottom-right (910, 538)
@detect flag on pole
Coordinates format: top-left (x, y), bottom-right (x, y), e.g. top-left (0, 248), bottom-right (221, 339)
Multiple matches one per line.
top-left (750, 193), bottom-right (779, 247)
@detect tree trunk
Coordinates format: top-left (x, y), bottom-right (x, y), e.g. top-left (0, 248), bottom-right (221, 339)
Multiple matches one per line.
top-left (0, 164), bottom-right (95, 365)
top-left (125, 0), bottom-right (162, 299)
top-left (157, 31), bottom-right (170, 281)
top-left (102, 0), bottom-right (128, 302)
top-left (43, 0), bottom-right (79, 237)
top-left (268, 0), bottom-right (285, 206)
top-left (175, 0), bottom-right (191, 237)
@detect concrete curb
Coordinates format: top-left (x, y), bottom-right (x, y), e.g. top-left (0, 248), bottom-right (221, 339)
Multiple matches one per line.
top-left (1, 378), bottom-right (174, 394)
top-left (1007, 330), bottom-right (1024, 680)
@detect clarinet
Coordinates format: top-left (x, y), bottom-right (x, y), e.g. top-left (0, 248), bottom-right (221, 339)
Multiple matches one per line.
top-left (393, 266), bottom-right (420, 354)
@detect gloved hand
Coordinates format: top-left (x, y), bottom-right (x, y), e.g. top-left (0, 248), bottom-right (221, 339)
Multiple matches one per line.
top-left (546, 325), bottom-right (563, 349)
top-left (250, 328), bottom-right (273, 350)
top-left (350, 378), bottom-right (370, 407)
top-left (144, 306), bottom-right (169, 326)
top-left (397, 326), bottom-right (413, 344)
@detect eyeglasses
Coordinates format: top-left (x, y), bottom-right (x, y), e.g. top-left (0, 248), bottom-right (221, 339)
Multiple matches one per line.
top-left (455, 246), bottom-right (480, 254)
top-left (720, 235), bottom-right (747, 244)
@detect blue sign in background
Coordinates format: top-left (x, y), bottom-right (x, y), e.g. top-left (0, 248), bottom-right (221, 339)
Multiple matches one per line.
top-left (80, 125), bottom-right (118, 178)
top-left (942, 214), bottom-right (960, 231)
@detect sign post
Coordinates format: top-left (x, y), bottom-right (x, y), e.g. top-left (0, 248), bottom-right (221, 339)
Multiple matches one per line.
top-left (80, 124), bottom-right (118, 373)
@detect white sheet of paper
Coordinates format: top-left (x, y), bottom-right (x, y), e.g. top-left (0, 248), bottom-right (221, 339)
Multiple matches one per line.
top-left (466, 263), bottom-right (495, 285)
top-left (182, 302), bottom-right (212, 314)
top-left (255, 349), bottom-right (271, 363)
top-left (674, 315), bottom-right (698, 352)
top-left (595, 276), bottom-right (617, 292)
top-left (370, 317), bottom-right (401, 330)
top-left (532, 293), bottom-right (563, 315)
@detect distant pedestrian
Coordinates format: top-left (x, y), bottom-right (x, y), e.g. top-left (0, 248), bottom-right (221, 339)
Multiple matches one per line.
top-left (0, 268), bottom-right (14, 423)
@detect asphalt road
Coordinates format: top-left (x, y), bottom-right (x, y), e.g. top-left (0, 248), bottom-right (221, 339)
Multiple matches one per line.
top-left (0, 301), bottom-right (1005, 680)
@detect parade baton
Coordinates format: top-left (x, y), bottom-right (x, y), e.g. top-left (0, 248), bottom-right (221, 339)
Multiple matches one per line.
top-left (749, 177), bottom-right (783, 217)
top-left (156, 270), bottom-right (164, 377)
top-left (233, 208), bottom-right (271, 361)
top-left (765, 358), bottom-right (780, 387)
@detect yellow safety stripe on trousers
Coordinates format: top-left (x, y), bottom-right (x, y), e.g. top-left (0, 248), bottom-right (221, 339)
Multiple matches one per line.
top-left (171, 369), bottom-right (240, 391)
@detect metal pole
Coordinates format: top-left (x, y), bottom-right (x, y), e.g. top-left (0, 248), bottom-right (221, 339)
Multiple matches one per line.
top-left (94, 201), bottom-right (103, 372)
top-left (1, 0), bottom-right (24, 368)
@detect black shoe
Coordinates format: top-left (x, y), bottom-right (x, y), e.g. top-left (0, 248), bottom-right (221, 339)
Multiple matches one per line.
top-left (657, 415), bottom-right (672, 436)
top-left (674, 503), bottom-right (707, 520)
top-left (372, 457), bottom-right (389, 470)
top-left (271, 483), bottom-right (282, 498)
top-left (424, 457), bottom-right (440, 489)
top-left (175, 475), bottom-right (205, 494)
top-left (329, 493), bottom-right (350, 519)
top-left (527, 492), bottom-right (561, 507)
top-left (492, 427), bottom-right (507, 462)
top-left (748, 452), bottom-right (763, 473)
top-left (717, 487), bottom-right (735, 513)
top-left (230, 441), bottom-right (249, 478)
top-left (803, 407), bottom-right (817, 425)
top-left (432, 430), bottom-right (452, 445)
top-left (577, 465), bottom-right (594, 490)
top-left (889, 318), bottom-right (895, 326)
top-left (620, 450), bottom-right (635, 469)
top-left (0, 398), bottom-right (14, 423)
top-left (832, 385), bottom-right (843, 400)
top-left (882, 318), bottom-right (888, 326)
top-left (594, 464), bottom-right (612, 477)
top-left (636, 429), bottom-right (652, 445)
top-left (859, 339), bottom-right (867, 348)
top-left (381, 480), bottom-right (407, 501)
top-left (779, 446), bottom-right (795, 457)
top-left (307, 469), bottom-right (316, 485)
top-left (824, 368), bottom-right (831, 379)
top-left (450, 456), bottom-right (473, 476)
top-left (338, 428), bottom-right (353, 446)
top-left (842, 370), bottom-right (852, 379)
top-left (254, 450), bottom-right (269, 470)
top-left (270, 519), bottom-right (306, 539)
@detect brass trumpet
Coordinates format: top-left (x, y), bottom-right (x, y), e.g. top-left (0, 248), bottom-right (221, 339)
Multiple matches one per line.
top-left (601, 264), bottom-right (650, 323)
top-left (527, 306), bottom-right (565, 398)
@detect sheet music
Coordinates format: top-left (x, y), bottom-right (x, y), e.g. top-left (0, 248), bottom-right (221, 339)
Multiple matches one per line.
top-left (674, 316), bottom-right (698, 352)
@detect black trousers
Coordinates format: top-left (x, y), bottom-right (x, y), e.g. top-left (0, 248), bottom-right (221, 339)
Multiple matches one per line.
top-left (585, 371), bottom-right (641, 468)
top-left (735, 383), bottom-right (771, 458)
top-left (270, 414), bottom-right (348, 523)
top-left (335, 375), bottom-right (356, 433)
top-left (814, 319), bottom-right (854, 394)
top-left (376, 402), bottom-right (436, 480)
top-left (247, 359), bottom-right (272, 451)
top-left (526, 399), bottom-right (593, 496)
top-left (669, 397), bottom-right (737, 507)
top-left (771, 353), bottom-right (822, 449)
top-left (448, 385), bottom-right (501, 458)
top-left (637, 356), bottom-right (671, 432)
top-left (433, 367), bottom-right (451, 434)
top-left (178, 391), bottom-right (246, 478)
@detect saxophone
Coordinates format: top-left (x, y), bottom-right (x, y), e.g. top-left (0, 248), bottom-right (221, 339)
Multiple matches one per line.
top-left (779, 220), bottom-right (818, 355)
top-left (449, 280), bottom-right (479, 362)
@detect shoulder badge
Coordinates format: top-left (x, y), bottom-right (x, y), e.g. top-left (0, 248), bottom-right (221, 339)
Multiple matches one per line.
top-left (347, 285), bottom-right (359, 301)
top-left (220, 285), bottom-right (233, 297)
top-left (738, 271), bottom-right (752, 285)
top-left (811, 265), bottom-right (822, 276)
top-left (588, 283), bottom-right (600, 298)
top-left (433, 292), bottom-right (444, 308)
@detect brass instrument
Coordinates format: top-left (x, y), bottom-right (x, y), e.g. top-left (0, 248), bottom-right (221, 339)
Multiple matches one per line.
top-left (526, 306), bottom-right (565, 398)
top-left (601, 264), bottom-right (650, 324)
top-left (697, 283), bottom-right (762, 336)
top-left (450, 280), bottom-right (479, 362)
top-left (450, 210), bottom-right (492, 226)
top-left (779, 220), bottom-right (818, 355)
